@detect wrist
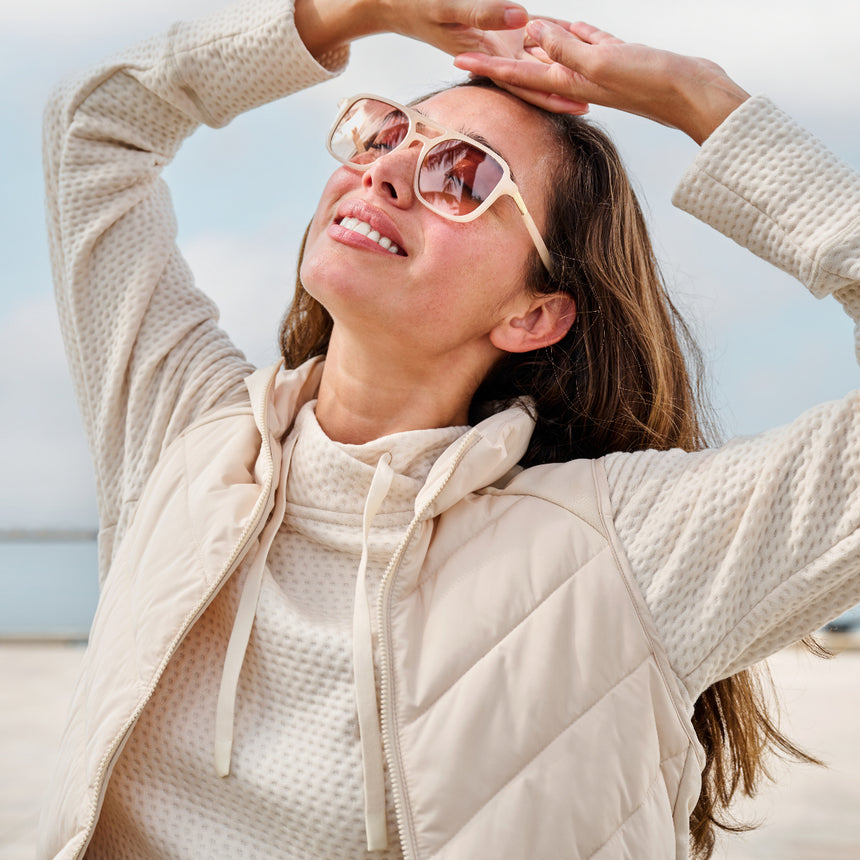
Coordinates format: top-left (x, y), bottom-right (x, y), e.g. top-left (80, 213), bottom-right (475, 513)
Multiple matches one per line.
top-left (676, 66), bottom-right (750, 145)
top-left (295, 0), bottom-right (379, 58)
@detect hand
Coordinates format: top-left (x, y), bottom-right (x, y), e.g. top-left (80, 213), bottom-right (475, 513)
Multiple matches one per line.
top-left (379, 0), bottom-right (531, 56)
top-left (296, 0), bottom-right (531, 62)
top-left (454, 19), bottom-right (750, 143)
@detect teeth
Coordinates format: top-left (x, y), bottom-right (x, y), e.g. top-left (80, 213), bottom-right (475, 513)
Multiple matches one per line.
top-left (340, 217), bottom-right (401, 255)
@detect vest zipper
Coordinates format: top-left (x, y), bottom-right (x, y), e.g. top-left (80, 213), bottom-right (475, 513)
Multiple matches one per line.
top-left (72, 372), bottom-right (280, 858)
top-left (375, 429), bottom-right (479, 860)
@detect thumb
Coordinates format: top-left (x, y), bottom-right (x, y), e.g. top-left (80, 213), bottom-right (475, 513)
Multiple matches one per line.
top-left (447, 0), bottom-right (529, 30)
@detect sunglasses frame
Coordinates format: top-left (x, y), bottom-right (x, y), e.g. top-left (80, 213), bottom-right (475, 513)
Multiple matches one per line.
top-left (326, 94), bottom-right (554, 274)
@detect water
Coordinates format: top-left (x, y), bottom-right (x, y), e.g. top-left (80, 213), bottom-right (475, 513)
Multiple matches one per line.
top-left (1, 537), bottom-right (858, 639)
top-left (0, 540), bottom-right (98, 638)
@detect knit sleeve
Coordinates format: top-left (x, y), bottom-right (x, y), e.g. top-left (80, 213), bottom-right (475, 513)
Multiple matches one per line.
top-left (604, 96), bottom-right (860, 699)
top-left (42, 0), bottom-right (346, 575)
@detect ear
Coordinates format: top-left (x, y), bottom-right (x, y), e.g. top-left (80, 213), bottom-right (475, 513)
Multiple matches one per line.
top-left (489, 293), bottom-right (576, 354)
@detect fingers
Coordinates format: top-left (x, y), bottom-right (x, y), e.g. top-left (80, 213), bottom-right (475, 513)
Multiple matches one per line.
top-left (454, 51), bottom-right (557, 89)
top-left (495, 80), bottom-right (590, 114)
top-left (524, 44), bottom-right (554, 64)
top-left (452, 15), bottom-right (625, 114)
top-left (440, 0), bottom-right (528, 31)
top-left (565, 21), bottom-right (621, 45)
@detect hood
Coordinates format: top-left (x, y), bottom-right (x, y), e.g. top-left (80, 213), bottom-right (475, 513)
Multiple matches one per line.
top-left (247, 358), bottom-right (536, 518)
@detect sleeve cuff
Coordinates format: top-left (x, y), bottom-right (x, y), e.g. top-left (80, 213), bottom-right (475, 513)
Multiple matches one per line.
top-left (671, 94), bottom-right (860, 299)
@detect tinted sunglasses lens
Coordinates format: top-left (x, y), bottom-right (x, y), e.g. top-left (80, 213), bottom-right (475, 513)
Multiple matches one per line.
top-left (330, 99), bottom-right (409, 165)
top-left (417, 139), bottom-right (504, 217)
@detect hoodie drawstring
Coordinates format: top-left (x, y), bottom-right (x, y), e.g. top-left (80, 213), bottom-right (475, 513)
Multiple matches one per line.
top-left (353, 453), bottom-right (394, 851)
top-left (214, 435), bottom-right (297, 779)
top-left (214, 445), bottom-right (395, 853)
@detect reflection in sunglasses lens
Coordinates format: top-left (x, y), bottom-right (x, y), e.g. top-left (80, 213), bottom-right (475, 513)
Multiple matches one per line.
top-left (330, 101), bottom-right (410, 165)
top-left (327, 97), bottom-right (552, 272)
top-left (419, 141), bottom-right (504, 216)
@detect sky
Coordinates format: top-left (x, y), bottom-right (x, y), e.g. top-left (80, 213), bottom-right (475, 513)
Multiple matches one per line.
top-left (1, 0), bottom-right (859, 528)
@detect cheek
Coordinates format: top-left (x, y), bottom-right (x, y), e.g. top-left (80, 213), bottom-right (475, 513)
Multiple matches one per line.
top-left (300, 170), bottom-right (355, 290)
top-left (427, 220), bottom-right (530, 302)
top-left (423, 216), bottom-right (512, 275)
top-left (417, 232), bottom-right (530, 335)
top-left (306, 170), bottom-right (352, 242)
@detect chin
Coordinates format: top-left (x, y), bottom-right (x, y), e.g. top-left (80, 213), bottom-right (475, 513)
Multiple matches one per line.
top-left (300, 251), bottom-right (348, 305)
top-left (299, 257), bottom-right (380, 333)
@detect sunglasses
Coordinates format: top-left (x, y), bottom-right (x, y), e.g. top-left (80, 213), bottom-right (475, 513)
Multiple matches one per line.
top-left (326, 94), bottom-right (554, 274)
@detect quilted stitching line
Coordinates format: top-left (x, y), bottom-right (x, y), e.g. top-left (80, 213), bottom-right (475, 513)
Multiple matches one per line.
top-left (434, 652), bottom-right (654, 856)
top-left (587, 768), bottom-right (663, 859)
top-left (409, 543), bottom-right (609, 724)
top-left (413, 495), bottom-right (529, 592)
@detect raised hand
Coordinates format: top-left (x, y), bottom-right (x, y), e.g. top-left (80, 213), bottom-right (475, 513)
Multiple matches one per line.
top-left (379, 0), bottom-right (531, 56)
top-left (454, 19), bottom-right (750, 143)
top-left (297, 0), bottom-right (530, 62)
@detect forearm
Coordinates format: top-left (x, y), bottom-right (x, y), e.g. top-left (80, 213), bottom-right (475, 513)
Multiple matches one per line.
top-left (294, 0), bottom-right (380, 58)
top-left (662, 61), bottom-right (749, 145)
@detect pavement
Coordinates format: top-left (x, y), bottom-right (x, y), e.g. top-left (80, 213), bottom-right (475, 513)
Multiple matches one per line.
top-left (2, 638), bottom-right (859, 859)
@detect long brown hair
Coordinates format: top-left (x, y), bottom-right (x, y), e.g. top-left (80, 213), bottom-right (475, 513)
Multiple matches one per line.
top-left (279, 78), bottom-right (822, 858)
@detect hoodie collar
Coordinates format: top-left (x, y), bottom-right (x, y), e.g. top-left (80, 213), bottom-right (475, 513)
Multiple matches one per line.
top-left (246, 358), bottom-right (535, 514)
top-left (245, 356), bottom-right (325, 441)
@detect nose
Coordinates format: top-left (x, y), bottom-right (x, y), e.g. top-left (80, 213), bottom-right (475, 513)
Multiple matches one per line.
top-left (360, 143), bottom-right (421, 209)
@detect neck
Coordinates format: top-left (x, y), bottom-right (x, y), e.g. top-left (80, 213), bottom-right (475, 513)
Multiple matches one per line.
top-left (314, 327), bottom-right (494, 444)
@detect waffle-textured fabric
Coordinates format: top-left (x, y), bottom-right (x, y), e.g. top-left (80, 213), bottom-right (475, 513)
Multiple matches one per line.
top-left (40, 0), bottom-right (860, 857)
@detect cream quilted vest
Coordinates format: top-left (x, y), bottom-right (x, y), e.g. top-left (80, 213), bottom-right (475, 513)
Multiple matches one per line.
top-left (39, 359), bottom-right (704, 860)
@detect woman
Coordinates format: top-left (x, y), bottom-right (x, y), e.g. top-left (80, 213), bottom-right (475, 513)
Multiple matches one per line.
top-left (40, 0), bottom-right (860, 857)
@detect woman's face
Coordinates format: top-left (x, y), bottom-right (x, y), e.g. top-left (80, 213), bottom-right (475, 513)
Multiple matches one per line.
top-left (300, 86), bottom-right (558, 367)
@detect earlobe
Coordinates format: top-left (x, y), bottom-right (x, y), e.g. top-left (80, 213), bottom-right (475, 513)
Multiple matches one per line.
top-left (490, 294), bottom-right (576, 353)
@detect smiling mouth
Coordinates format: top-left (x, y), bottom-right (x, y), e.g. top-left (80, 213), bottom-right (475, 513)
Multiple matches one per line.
top-left (337, 217), bottom-right (405, 255)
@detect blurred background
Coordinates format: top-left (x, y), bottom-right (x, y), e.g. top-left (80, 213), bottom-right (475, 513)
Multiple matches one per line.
top-left (1, 0), bottom-right (859, 856)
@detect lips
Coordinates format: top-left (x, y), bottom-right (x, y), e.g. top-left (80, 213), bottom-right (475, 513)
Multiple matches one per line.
top-left (333, 200), bottom-right (408, 257)
top-left (338, 216), bottom-right (402, 254)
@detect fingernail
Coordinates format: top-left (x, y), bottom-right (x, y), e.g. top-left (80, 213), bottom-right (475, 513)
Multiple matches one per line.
top-left (558, 100), bottom-right (589, 115)
top-left (504, 7), bottom-right (528, 27)
top-left (526, 19), bottom-right (547, 37)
